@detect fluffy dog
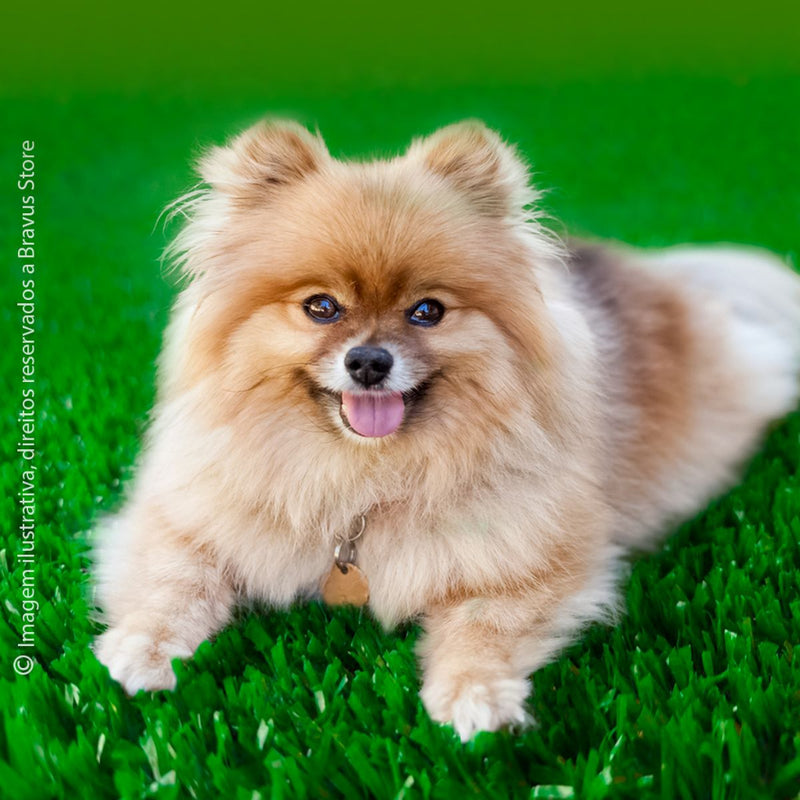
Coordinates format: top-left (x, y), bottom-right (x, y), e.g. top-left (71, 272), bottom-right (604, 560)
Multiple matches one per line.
top-left (94, 120), bottom-right (800, 740)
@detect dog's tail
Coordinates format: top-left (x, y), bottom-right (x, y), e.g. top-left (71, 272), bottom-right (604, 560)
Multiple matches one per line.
top-left (642, 245), bottom-right (800, 423)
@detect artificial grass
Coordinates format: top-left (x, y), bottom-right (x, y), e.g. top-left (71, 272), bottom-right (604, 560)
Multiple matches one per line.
top-left (2, 73), bottom-right (800, 799)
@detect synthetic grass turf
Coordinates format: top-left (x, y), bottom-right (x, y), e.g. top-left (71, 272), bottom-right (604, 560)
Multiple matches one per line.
top-left (2, 75), bottom-right (800, 799)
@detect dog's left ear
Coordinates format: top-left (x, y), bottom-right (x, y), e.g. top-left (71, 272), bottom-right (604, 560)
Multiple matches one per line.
top-left (407, 121), bottom-right (532, 218)
top-left (198, 120), bottom-right (329, 201)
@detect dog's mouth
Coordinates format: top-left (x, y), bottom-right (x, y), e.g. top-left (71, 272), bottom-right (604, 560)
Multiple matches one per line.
top-left (318, 382), bottom-right (431, 438)
top-left (339, 391), bottom-right (405, 437)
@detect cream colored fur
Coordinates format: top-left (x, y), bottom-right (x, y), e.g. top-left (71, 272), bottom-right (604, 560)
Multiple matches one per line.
top-left (93, 120), bottom-right (800, 741)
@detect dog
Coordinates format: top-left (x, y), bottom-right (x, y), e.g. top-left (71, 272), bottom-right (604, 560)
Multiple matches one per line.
top-left (94, 120), bottom-right (800, 740)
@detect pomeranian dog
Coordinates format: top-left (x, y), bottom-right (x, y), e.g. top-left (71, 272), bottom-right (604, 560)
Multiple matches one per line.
top-left (94, 120), bottom-right (800, 740)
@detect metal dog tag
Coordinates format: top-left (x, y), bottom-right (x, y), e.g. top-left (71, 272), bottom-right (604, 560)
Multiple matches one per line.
top-left (321, 562), bottom-right (370, 606)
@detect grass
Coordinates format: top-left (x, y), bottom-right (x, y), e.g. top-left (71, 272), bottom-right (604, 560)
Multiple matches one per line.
top-left (2, 38), bottom-right (800, 800)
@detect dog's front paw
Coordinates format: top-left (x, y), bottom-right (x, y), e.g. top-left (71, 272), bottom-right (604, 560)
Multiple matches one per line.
top-left (421, 673), bottom-right (532, 741)
top-left (95, 626), bottom-right (192, 695)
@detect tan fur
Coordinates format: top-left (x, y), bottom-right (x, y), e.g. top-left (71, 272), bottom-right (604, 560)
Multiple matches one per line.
top-left (94, 120), bottom-right (800, 740)
top-left (572, 244), bottom-right (693, 462)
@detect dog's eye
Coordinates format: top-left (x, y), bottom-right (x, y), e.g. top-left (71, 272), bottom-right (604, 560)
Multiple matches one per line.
top-left (303, 294), bottom-right (342, 323)
top-left (407, 299), bottom-right (445, 327)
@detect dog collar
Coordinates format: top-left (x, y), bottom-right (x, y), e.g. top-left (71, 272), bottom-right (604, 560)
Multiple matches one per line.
top-left (321, 515), bottom-right (369, 606)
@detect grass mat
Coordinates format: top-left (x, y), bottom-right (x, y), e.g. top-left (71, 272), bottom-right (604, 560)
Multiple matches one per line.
top-left (1, 75), bottom-right (799, 798)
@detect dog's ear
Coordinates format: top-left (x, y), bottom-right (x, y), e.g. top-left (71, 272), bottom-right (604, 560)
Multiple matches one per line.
top-left (408, 121), bottom-right (532, 218)
top-left (198, 120), bottom-right (328, 199)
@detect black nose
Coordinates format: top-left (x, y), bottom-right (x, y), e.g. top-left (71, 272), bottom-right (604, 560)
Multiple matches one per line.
top-left (345, 346), bottom-right (394, 387)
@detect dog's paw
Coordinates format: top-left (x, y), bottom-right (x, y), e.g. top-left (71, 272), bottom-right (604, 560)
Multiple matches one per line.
top-left (95, 626), bottom-right (192, 695)
top-left (421, 674), bottom-right (532, 741)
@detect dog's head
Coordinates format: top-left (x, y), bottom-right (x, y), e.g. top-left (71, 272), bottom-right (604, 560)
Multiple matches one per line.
top-left (164, 121), bottom-right (562, 454)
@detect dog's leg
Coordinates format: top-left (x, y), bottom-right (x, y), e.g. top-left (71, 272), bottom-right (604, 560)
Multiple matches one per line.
top-left (418, 561), bottom-right (618, 741)
top-left (93, 505), bottom-right (234, 695)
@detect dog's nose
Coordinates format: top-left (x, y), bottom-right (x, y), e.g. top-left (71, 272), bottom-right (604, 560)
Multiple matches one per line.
top-left (345, 346), bottom-right (394, 387)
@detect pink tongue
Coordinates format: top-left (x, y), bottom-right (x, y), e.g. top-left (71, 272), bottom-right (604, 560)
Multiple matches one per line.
top-left (341, 391), bottom-right (405, 437)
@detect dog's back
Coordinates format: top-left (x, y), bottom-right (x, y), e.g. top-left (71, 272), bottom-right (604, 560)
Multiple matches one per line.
top-left (569, 243), bottom-right (800, 546)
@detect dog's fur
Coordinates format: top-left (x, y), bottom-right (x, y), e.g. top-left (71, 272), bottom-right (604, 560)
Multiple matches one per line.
top-left (94, 120), bottom-right (800, 740)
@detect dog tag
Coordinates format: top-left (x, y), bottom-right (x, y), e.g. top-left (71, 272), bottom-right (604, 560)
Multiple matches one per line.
top-left (321, 562), bottom-right (370, 606)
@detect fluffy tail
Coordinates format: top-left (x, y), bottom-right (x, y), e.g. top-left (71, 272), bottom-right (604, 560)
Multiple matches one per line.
top-left (642, 245), bottom-right (800, 421)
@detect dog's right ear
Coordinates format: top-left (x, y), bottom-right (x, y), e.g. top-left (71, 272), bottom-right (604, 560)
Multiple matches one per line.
top-left (198, 120), bottom-right (328, 200)
top-left (407, 121), bottom-right (533, 219)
